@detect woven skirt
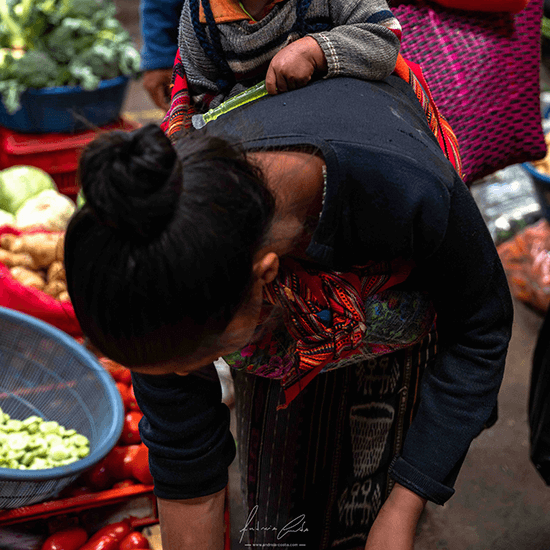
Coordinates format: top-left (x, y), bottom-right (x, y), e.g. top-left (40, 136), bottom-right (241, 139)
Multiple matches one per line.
top-left (231, 330), bottom-right (437, 549)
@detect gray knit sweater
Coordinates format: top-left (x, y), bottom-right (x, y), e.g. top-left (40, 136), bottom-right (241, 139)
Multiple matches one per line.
top-left (178, 0), bottom-right (401, 108)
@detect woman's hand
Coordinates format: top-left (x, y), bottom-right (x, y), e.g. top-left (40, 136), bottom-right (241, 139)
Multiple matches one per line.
top-left (364, 483), bottom-right (426, 550)
top-left (142, 69), bottom-right (173, 111)
top-left (265, 36), bottom-right (327, 95)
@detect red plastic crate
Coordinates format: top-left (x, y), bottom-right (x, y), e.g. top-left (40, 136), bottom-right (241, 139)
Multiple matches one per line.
top-left (0, 118), bottom-right (141, 202)
top-left (0, 484), bottom-right (157, 527)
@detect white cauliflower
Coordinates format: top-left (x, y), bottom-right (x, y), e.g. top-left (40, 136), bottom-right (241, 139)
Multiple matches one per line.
top-left (0, 209), bottom-right (15, 226)
top-left (15, 190), bottom-right (76, 231)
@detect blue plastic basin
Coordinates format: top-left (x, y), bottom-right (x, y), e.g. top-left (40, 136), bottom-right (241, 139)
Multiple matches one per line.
top-left (0, 76), bottom-right (130, 134)
top-left (0, 306), bottom-right (124, 508)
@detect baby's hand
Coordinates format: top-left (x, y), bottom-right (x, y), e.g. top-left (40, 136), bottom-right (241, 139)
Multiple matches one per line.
top-left (265, 36), bottom-right (327, 95)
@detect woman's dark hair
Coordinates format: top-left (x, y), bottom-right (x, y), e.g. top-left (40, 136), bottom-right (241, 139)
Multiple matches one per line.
top-left (64, 124), bottom-right (275, 366)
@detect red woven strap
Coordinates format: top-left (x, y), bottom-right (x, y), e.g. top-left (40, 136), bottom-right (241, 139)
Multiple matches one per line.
top-left (161, 51), bottom-right (216, 141)
top-left (394, 53), bottom-right (464, 178)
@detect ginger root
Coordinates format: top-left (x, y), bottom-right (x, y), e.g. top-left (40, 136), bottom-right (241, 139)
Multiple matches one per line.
top-left (44, 280), bottom-right (67, 297)
top-left (10, 266), bottom-right (46, 290)
top-left (0, 234), bottom-right (17, 251)
top-left (47, 260), bottom-right (66, 283)
top-left (1, 231), bottom-right (69, 302)
top-left (9, 232), bottom-right (64, 269)
top-left (0, 248), bottom-right (37, 270)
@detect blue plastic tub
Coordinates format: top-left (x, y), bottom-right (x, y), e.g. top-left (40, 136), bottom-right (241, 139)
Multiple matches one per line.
top-left (0, 307), bottom-right (124, 508)
top-left (0, 76), bottom-right (130, 134)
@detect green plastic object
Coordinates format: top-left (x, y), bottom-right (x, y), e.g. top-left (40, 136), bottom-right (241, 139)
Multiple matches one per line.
top-left (192, 81), bottom-right (268, 129)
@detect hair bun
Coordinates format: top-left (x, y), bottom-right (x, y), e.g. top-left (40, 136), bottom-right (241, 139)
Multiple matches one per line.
top-left (78, 124), bottom-right (182, 237)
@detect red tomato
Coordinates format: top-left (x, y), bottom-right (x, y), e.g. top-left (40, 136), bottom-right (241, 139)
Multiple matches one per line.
top-left (119, 411), bottom-right (143, 445)
top-left (41, 527), bottom-right (88, 550)
top-left (88, 521), bottom-right (132, 544)
top-left (116, 383), bottom-right (131, 411)
top-left (105, 445), bottom-right (140, 480)
top-left (119, 532), bottom-right (150, 550)
top-left (77, 534), bottom-right (119, 550)
top-left (117, 368), bottom-right (133, 386)
top-left (100, 358), bottom-right (132, 385)
top-left (81, 457), bottom-right (113, 491)
top-left (131, 444), bottom-right (154, 485)
top-left (126, 385), bottom-right (141, 412)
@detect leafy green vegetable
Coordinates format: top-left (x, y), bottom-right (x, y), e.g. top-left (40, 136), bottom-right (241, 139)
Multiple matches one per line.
top-left (0, 166), bottom-right (56, 214)
top-left (13, 50), bottom-right (60, 88)
top-left (0, 0), bottom-right (141, 114)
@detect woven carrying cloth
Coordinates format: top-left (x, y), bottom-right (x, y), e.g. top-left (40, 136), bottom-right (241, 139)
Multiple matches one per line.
top-left (392, 0), bottom-right (546, 185)
top-left (162, 53), bottom-right (462, 178)
top-left (162, 51), bottom-right (462, 172)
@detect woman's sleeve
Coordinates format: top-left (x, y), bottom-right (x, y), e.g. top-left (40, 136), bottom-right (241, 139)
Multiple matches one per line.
top-left (131, 365), bottom-right (236, 500)
top-left (307, 0), bottom-right (401, 81)
top-left (139, 0), bottom-right (183, 71)
top-left (388, 178), bottom-right (514, 504)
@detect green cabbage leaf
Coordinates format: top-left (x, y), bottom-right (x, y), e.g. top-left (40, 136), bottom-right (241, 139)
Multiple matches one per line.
top-left (0, 166), bottom-right (57, 214)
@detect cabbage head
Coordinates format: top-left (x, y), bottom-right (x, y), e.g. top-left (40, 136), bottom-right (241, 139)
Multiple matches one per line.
top-left (0, 166), bottom-right (56, 214)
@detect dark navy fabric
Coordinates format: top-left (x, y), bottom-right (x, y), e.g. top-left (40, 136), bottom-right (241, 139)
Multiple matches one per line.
top-left (132, 365), bottom-right (236, 499)
top-left (132, 76), bottom-right (513, 504)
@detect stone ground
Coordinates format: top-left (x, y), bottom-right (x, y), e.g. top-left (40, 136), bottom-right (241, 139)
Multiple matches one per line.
top-left (114, 2), bottom-right (550, 547)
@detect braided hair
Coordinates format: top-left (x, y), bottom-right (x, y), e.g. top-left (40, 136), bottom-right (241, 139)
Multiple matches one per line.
top-left (189, 0), bottom-right (332, 94)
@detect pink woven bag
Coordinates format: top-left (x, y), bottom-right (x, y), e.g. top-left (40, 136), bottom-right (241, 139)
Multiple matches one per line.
top-left (392, 0), bottom-right (547, 185)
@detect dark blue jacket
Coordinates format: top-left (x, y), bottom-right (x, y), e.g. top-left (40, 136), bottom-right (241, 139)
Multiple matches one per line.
top-left (132, 76), bottom-right (514, 505)
top-left (139, 0), bottom-right (182, 71)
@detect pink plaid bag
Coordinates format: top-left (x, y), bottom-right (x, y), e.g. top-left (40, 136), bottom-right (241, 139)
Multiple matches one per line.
top-left (391, 0), bottom-right (547, 185)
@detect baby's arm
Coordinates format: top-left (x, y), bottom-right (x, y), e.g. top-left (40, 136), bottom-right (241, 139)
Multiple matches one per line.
top-left (266, 0), bottom-right (400, 94)
top-left (307, 0), bottom-right (401, 82)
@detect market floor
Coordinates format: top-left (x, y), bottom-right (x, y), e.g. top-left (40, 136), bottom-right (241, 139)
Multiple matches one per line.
top-left (114, 4), bottom-right (550, 549)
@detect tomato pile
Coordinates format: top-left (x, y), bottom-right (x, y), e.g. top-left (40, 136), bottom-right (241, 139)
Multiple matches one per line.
top-left (41, 520), bottom-right (150, 550)
top-left (37, 359), bottom-right (155, 550)
top-left (60, 358), bottom-right (153, 497)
